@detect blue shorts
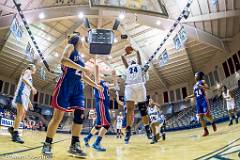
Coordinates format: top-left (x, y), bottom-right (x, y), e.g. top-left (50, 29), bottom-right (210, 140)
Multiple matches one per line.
top-left (122, 112), bottom-right (127, 128)
top-left (95, 99), bottom-right (111, 126)
top-left (51, 76), bottom-right (85, 112)
top-left (196, 97), bottom-right (210, 115)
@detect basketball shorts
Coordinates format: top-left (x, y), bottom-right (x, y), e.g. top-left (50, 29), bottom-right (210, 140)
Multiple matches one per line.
top-left (226, 100), bottom-right (235, 111)
top-left (95, 99), bottom-right (111, 126)
top-left (51, 76), bottom-right (85, 112)
top-left (196, 97), bottom-right (210, 116)
top-left (116, 122), bottom-right (123, 129)
top-left (13, 92), bottom-right (30, 111)
top-left (125, 83), bottom-right (146, 103)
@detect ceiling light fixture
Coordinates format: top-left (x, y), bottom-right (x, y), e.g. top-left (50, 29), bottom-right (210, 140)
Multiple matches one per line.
top-left (156, 20), bottom-right (161, 26)
top-left (78, 12), bottom-right (84, 19)
top-left (118, 13), bottom-right (125, 20)
top-left (39, 12), bottom-right (45, 19)
top-left (114, 38), bottom-right (118, 43)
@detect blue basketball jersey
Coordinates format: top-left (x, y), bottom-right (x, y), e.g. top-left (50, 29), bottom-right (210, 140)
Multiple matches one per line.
top-left (51, 47), bottom-right (86, 112)
top-left (62, 48), bottom-right (85, 80)
top-left (94, 80), bottom-right (109, 103)
top-left (193, 80), bottom-right (206, 99)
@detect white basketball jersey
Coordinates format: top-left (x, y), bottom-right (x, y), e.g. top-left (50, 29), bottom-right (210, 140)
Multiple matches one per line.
top-left (222, 90), bottom-right (234, 103)
top-left (15, 71), bottom-right (32, 97)
top-left (148, 106), bottom-right (160, 123)
top-left (117, 116), bottom-right (123, 125)
top-left (125, 64), bottom-right (145, 85)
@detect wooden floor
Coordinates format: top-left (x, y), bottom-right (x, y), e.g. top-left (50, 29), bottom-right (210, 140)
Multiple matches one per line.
top-left (1, 122), bottom-right (240, 160)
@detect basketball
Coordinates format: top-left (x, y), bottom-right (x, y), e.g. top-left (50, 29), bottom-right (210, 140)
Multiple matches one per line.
top-left (125, 46), bottom-right (134, 55)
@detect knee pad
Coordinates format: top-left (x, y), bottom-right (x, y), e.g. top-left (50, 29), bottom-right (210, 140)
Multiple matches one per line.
top-left (95, 126), bottom-right (101, 130)
top-left (138, 102), bottom-right (148, 117)
top-left (103, 125), bottom-right (110, 130)
top-left (73, 109), bottom-right (85, 124)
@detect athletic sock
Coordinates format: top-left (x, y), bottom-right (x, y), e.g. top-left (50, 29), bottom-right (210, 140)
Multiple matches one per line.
top-left (71, 136), bottom-right (80, 145)
top-left (13, 128), bottom-right (18, 132)
top-left (86, 133), bottom-right (93, 140)
top-left (45, 137), bottom-right (53, 144)
top-left (126, 126), bottom-right (131, 131)
top-left (95, 136), bottom-right (102, 145)
top-left (144, 125), bottom-right (150, 132)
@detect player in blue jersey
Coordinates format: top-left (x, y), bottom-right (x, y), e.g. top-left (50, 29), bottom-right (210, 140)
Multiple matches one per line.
top-left (42, 33), bottom-right (102, 157)
top-left (8, 64), bottom-right (37, 143)
top-left (84, 64), bottom-right (116, 152)
top-left (185, 72), bottom-right (217, 137)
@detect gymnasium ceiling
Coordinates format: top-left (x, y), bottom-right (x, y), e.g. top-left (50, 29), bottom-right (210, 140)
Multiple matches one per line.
top-left (0, 0), bottom-right (240, 93)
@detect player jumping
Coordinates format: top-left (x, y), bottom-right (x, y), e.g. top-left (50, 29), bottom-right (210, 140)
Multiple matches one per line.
top-left (185, 72), bottom-right (217, 137)
top-left (121, 45), bottom-right (151, 144)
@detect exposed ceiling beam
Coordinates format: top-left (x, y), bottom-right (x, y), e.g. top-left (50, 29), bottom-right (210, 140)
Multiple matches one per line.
top-left (0, 4), bottom-right (17, 13)
top-left (40, 21), bottom-right (84, 62)
top-left (183, 10), bottom-right (240, 23)
top-left (0, 4), bottom-right (226, 53)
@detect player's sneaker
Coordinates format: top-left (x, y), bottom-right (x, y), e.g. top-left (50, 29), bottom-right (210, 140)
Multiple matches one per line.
top-left (83, 137), bottom-right (90, 147)
top-left (68, 142), bottom-right (87, 157)
top-left (8, 127), bottom-right (14, 136)
top-left (155, 133), bottom-right (160, 141)
top-left (212, 123), bottom-right (217, 132)
top-left (229, 120), bottom-right (233, 126)
top-left (12, 131), bottom-right (24, 144)
top-left (162, 133), bottom-right (166, 141)
top-left (124, 129), bottom-right (131, 144)
top-left (92, 143), bottom-right (106, 152)
top-left (146, 130), bottom-right (152, 139)
top-left (42, 142), bottom-right (53, 157)
top-left (202, 128), bottom-right (209, 137)
top-left (150, 136), bottom-right (158, 144)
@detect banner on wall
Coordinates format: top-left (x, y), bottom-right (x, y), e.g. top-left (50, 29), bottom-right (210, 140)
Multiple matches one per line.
top-left (25, 42), bottom-right (35, 62)
top-left (159, 49), bottom-right (169, 67)
top-left (10, 17), bottom-right (23, 41)
top-left (40, 66), bottom-right (46, 80)
top-left (178, 27), bottom-right (187, 43)
top-left (173, 34), bottom-right (181, 50)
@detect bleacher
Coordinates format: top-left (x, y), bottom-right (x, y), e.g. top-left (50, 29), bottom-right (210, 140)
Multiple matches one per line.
top-left (165, 87), bottom-right (240, 131)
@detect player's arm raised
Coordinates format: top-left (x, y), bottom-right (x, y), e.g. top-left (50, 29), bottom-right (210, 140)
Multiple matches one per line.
top-left (108, 69), bottom-right (117, 89)
top-left (115, 91), bottom-right (124, 107)
top-left (135, 49), bottom-right (142, 65)
top-left (121, 55), bottom-right (129, 68)
top-left (61, 44), bottom-right (88, 73)
top-left (82, 65), bottom-right (102, 92)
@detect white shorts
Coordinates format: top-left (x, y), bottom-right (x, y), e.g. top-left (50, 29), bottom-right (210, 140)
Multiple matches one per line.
top-left (12, 93), bottom-right (30, 111)
top-left (116, 123), bottom-right (122, 129)
top-left (226, 100), bottom-right (235, 111)
top-left (125, 83), bottom-right (146, 103)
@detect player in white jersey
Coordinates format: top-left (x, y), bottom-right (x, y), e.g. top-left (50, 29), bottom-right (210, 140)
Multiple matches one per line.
top-left (116, 112), bottom-right (123, 138)
top-left (221, 85), bottom-right (238, 125)
top-left (8, 64), bottom-right (37, 143)
top-left (121, 45), bottom-right (151, 144)
top-left (148, 98), bottom-right (166, 144)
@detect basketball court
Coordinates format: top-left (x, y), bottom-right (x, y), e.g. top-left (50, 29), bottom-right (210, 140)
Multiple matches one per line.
top-left (0, 122), bottom-right (239, 160)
